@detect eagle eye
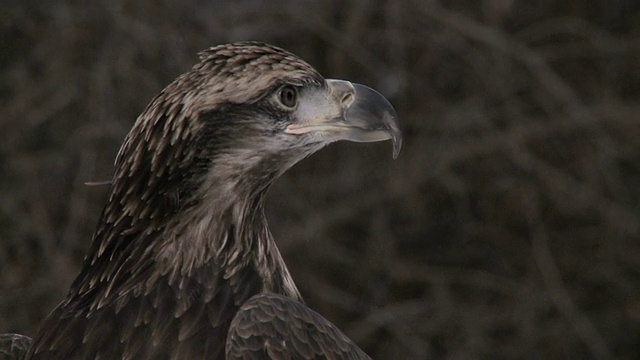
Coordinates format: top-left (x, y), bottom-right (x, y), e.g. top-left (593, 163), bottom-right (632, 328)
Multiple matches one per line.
top-left (278, 85), bottom-right (298, 109)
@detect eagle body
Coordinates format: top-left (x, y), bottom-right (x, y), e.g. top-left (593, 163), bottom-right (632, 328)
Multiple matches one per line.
top-left (4, 42), bottom-right (401, 359)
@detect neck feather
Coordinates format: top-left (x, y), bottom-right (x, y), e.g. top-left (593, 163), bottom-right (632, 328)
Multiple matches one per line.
top-left (154, 189), bottom-right (301, 300)
top-left (70, 156), bottom-right (302, 306)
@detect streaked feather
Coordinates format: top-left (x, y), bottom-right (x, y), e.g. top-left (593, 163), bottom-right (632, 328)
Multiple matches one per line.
top-left (2, 42), bottom-right (371, 359)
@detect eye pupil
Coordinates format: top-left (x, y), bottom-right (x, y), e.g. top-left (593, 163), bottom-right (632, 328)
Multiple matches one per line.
top-left (279, 86), bottom-right (297, 108)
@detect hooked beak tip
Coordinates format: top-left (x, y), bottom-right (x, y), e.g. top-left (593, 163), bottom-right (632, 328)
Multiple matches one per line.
top-left (350, 83), bottom-right (403, 159)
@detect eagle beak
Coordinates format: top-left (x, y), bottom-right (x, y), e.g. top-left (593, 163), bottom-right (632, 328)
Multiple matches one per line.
top-left (285, 80), bottom-right (402, 159)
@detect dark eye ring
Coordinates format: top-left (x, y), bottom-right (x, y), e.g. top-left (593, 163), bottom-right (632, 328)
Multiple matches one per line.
top-left (278, 85), bottom-right (298, 108)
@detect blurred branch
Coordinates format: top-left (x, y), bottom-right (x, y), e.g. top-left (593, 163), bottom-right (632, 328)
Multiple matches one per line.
top-left (525, 190), bottom-right (613, 359)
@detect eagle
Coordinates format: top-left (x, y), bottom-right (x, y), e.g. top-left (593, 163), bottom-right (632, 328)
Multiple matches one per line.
top-left (0, 42), bottom-right (401, 359)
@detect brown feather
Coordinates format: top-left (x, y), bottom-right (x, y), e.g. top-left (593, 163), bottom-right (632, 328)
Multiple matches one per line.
top-left (8, 42), bottom-right (374, 359)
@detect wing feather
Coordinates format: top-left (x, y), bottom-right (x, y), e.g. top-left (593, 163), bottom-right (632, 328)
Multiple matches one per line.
top-left (226, 293), bottom-right (371, 359)
top-left (0, 333), bottom-right (32, 360)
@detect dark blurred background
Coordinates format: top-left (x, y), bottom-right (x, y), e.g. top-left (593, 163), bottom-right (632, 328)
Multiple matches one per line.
top-left (1, 0), bottom-right (639, 358)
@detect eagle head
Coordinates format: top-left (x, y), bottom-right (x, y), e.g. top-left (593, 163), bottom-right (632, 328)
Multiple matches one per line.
top-left (111, 42), bottom-right (401, 211)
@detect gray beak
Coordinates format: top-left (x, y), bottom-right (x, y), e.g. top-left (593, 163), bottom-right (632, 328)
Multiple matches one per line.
top-left (346, 83), bottom-right (403, 159)
top-left (285, 79), bottom-right (402, 159)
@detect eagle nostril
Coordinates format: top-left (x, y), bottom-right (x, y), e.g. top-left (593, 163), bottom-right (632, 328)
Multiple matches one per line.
top-left (341, 92), bottom-right (354, 107)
